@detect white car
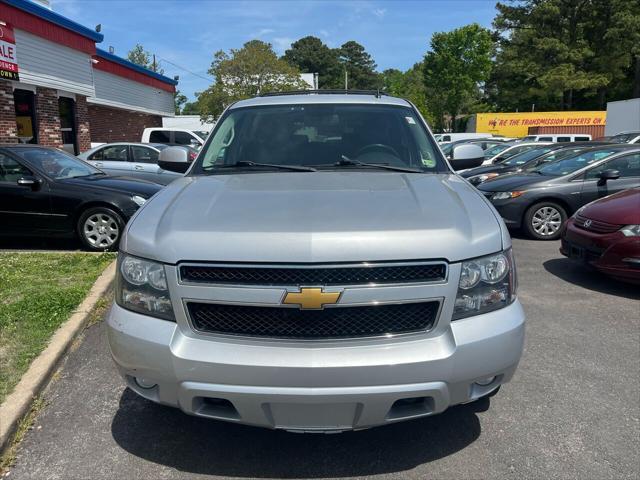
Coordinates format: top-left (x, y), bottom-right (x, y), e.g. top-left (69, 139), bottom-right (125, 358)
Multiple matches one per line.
top-left (520, 134), bottom-right (591, 143)
top-left (437, 133), bottom-right (492, 143)
top-left (141, 128), bottom-right (208, 148)
top-left (483, 142), bottom-right (554, 165)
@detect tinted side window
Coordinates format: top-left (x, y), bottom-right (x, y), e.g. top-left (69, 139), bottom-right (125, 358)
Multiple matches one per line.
top-left (100, 145), bottom-right (128, 161)
top-left (149, 131), bottom-right (171, 143)
top-left (557, 137), bottom-right (571, 142)
top-left (442, 135), bottom-right (451, 142)
top-left (0, 153), bottom-right (31, 182)
top-left (575, 136), bottom-right (590, 141)
top-left (585, 153), bottom-right (640, 179)
top-left (88, 149), bottom-right (103, 160)
top-left (538, 137), bottom-right (553, 141)
top-left (174, 131), bottom-right (196, 145)
top-left (131, 146), bottom-right (159, 163)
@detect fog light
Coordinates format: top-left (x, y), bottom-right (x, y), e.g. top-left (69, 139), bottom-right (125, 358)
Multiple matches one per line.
top-left (134, 377), bottom-right (157, 389)
top-left (475, 376), bottom-right (496, 386)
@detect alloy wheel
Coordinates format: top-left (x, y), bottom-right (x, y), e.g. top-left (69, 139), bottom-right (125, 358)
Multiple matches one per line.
top-left (531, 206), bottom-right (562, 237)
top-left (83, 212), bottom-right (119, 248)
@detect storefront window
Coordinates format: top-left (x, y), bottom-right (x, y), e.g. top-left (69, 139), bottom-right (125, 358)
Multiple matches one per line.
top-left (14, 90), bottom-right (37, 144)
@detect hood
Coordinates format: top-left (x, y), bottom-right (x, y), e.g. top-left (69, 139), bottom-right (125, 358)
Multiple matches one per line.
top-left (60, 175), bottom-right (162, 198)
top-left (580, 188), bottom-right (640, 225)
top-left (478, 173), bottom-right (550, 192)
top-left (123, 172), bottom-right (505, 264)
top-left (460, 164), bottom-right (509, 178)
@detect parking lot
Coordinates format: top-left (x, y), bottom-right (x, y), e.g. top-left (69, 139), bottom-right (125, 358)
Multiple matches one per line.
top-left (5, 237), bottom-right (639, 480)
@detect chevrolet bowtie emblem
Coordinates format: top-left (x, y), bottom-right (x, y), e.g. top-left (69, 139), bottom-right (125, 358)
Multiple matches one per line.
top-left (283, 287), bottom-right (342, 310)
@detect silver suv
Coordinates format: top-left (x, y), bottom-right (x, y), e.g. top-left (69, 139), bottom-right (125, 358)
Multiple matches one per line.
top-left (108, 92), bottom-right (525, 432)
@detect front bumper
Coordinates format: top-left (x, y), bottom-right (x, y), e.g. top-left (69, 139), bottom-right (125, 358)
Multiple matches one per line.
top-left (107, 299), bottom-right (525, 431)
top-left (560, 218), bottom-right (640, 284)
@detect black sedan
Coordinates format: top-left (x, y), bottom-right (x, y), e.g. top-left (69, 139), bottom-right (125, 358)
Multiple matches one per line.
top-left (0, 145), bottom-right (162, 251)
top-left (478, 144), bottom-right (640, 240)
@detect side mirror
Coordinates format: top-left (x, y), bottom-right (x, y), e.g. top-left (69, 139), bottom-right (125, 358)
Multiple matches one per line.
top-left (450, 144), bottom-right (484, 171)
top-left (158, 146), bottom-right (191, 173)
top-left (597, 169), bottom-right (620, 186)
top-left (17, 175), bottom-right (40, 190)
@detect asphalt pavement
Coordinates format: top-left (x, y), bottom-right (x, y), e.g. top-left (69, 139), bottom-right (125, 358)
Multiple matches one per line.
top-left (5, 238), bottom-right (640, 480)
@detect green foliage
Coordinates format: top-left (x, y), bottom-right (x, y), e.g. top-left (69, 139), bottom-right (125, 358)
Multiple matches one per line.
top-left (423, 23), bottom-right (493, 131)
top-left (0, 253), bottom-right (115, 403)
top-left (181, 101), bottom-right (200, 115)
top-left (381, 64), bottom-right (434, 124)
top-left (491, 0), bottom-right (639, 111)
top-left (283, 36), bottom-right (342, 88)
top-left (174, 90), bottom-right (187, 114)
top-left (198, 40), bottom-right (307, 120)
top-left (339, 40), bottom-right (380, 90)
top-left (126, 43), bottom-right (164, 74)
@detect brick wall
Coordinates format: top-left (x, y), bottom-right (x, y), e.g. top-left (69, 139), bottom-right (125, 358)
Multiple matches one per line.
top-left (0, 80), bottom-right (18, 144)
top-left (75, 95), bottom-right (91, 152)
top-left (35, 87), bottom-right (62, 148)
top-left (88, 104), bottom-right (162, 143)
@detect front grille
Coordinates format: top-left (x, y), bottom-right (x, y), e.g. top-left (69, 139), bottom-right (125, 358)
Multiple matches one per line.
top-left (180, 262), bottom-right (446, 286)
top-left (574, 214), bottom-right (621, 234)
top-left (187, 301), bottom-right (440, 339)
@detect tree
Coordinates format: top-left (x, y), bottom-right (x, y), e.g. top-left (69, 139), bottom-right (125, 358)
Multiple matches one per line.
top-left (283, 36), bottom-right (342, 88)
top-left (380, 64), bottom-right (434, 124)
top-left (491, 0), bottom-right (638, 111)
top-left (126, 43), bottom-right (164, 74)
top-left (174, 90), bottom-right (187, 114)
top-left (339, 41), bottom-right (379, 90)
top-left (181, 101), bottom-right (200, 115)
top-left (423, 24), bottom-right (493, 131)
top-left (198, 40), bottom-right (308, 120)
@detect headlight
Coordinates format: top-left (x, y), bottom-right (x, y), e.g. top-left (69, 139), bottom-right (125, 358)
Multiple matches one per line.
top-left (470, 173), bottom-right (499, 185)
top-left (621, 225), bottom-right (640, 237)
top-left (115, 254), bottom-right (174, 321)
top-left (491, 191), bottom-right (524, 201)
top-left (453, 249), bottom-right (516, 320)
top-left (132, 195), bottom-right (147, 207)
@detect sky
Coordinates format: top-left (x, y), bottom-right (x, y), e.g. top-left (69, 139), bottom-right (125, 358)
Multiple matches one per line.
top-left (51, 0), bottom-right (498, 101)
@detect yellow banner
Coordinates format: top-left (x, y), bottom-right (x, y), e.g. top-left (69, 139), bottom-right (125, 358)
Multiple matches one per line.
top-left (475, 111), bottom-right (606, 137)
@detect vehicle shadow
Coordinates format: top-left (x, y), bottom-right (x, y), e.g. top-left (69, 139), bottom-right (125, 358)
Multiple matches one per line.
top-left (543, 258), bottom-right (640, 300)
top-left (0, 235), bottom-right (83, 251)
top-left (111, 388), bottom-right (483, 478)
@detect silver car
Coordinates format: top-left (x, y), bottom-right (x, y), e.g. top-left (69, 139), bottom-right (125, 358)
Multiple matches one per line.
top-left (78, 142), bottom-right (189, 185)
top-left (107, 92), bottom-right (525, 432)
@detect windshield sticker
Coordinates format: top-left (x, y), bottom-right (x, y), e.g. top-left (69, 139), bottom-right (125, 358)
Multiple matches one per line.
top-left (405, 116), bottom-right (416, 125)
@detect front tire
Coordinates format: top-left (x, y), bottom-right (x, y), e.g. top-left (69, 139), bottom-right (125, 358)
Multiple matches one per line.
top-left (77, 207), bottom-right (124, 251)
top-left (523, 201), bottom-right (567, 240)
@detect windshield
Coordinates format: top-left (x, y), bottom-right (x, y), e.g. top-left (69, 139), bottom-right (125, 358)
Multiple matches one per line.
top-left (522, 147), bottom-right (589, 171)
top-left (16, 148), bottom-right (102, 179)
top-left (193, 104), bottom-right (446, 174)
top-left (609, 133), bottom-right (639, 143)
top-left (502, 146), bottom-right (556, 166)
top-left (484, 143), bottom-right (510, 158)
top-left (532, 149), bottom-right (619, 176)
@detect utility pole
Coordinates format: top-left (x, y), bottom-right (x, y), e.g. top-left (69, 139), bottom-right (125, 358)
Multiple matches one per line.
top-left (344, 68), bottom-right (348, 90)
top-left (152, 54), bottom-right (156, 72)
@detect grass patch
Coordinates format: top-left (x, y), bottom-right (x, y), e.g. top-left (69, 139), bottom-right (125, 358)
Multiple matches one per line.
top-left (0, 252), bottom-right (115, 404)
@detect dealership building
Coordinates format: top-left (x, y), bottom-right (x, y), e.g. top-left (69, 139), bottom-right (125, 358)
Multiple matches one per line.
top-left (0, 0), bottom-right (177, 153)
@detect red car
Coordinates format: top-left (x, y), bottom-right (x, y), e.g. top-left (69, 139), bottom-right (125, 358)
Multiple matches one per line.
top-left (561, 188), bottom-right (640, 284)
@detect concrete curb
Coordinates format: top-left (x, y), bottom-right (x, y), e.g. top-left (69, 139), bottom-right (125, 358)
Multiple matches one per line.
top-left (0, 260), bottom-right (116, 452)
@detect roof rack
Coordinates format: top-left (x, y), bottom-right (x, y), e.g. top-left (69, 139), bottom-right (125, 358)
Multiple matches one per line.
top-left (259, 89), bottom-right (389, 98)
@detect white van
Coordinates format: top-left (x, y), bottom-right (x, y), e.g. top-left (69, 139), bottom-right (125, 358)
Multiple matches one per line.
top-left (141, 128), bottom-right (208, 148)
top-left (521, 134), bottom-right (591, 143)
top-left (436, 133), bottom-right (492, 143)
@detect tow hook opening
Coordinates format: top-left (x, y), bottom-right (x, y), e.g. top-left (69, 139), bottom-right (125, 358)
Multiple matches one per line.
top-left (194, 397), bottom-right (240, 421)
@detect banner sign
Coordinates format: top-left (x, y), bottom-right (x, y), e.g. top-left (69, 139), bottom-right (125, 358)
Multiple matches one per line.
top-left (0, 22), bottom-right (19, 81)
top-left (475, 111), bottom-right (606, 137)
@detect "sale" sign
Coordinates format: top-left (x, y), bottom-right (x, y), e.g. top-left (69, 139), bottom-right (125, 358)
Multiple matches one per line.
top-left (0, 22), bottom-right (20, 81)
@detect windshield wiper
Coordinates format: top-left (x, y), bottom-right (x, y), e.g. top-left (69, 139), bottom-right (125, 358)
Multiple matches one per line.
top-left (206, 161), bottom-right (316, 172)
top-left (333, 155), bottom-right (423, 173)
